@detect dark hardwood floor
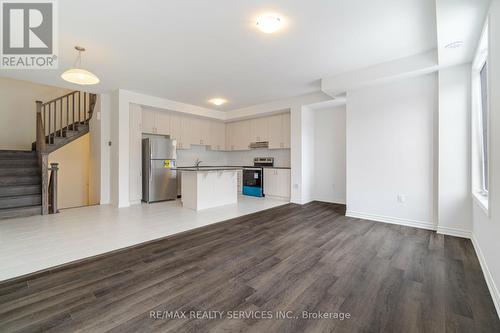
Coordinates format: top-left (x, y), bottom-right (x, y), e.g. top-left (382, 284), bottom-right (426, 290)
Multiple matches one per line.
top-left (0, 202), bottom-right (498, 332)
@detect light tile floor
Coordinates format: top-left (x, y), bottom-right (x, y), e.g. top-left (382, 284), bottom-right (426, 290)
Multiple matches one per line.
top-left (0, 196), bottom-right (288, 282)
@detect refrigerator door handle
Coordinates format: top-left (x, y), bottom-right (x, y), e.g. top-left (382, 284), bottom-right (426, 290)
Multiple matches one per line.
top-left (149, 145), bottom-right (152, 183)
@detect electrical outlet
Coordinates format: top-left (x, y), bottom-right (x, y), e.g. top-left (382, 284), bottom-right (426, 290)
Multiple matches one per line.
top-left (397, 194), bottom-right (406, 203)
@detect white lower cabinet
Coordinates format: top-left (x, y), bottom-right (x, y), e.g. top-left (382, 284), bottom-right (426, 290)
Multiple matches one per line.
top-left (263, 168), bottom-right (291, 199)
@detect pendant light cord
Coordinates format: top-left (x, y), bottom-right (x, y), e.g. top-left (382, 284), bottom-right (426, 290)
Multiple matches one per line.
top-left (73, 50), bottom-right (82, 68)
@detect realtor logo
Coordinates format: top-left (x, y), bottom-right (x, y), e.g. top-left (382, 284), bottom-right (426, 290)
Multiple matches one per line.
top-left (1, 0), bottom-right (58, 68)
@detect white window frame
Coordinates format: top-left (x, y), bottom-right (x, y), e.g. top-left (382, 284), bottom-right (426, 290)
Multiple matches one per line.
top-left (471, 20), bottom-right (490, 214)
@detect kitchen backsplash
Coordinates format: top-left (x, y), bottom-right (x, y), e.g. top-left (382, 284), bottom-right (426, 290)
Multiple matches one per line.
top-left (176, 145), bottom-right (290, 167)
top-left (226, 148), bottom-right (291, 167)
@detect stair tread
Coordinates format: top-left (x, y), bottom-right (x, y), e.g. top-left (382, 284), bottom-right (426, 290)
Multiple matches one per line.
top-left (0, 205), bottom-right (41, 211)
top-left (0, 205), bottom-right (42, 220)
top-left (0, 193), bottom-right (40, 199)
top-left (0, 185), bottom-right (41, 198)
top-left (0, 194), bottom-right (41, 209)
top-left (0, 175), bottom-right (41, 186)
top-left (0, 166), bottom-right (39, 170)
top-left (0, 152), bottom-right (37, 160)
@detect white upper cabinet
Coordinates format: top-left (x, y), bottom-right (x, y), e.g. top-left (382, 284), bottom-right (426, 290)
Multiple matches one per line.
top-left (226, 121), bottom-right (250, 151)
top-left (267, 113), bottom-right (291, 149)
top-left (210, 121), bottom-right (226, 151)
top-left (180, 116), bottom-right (194, 149)
top-left (198, 118), bottom-right (211, 146)
top-left (169, 113), bottom-right (188, 149)
top-left (267, 114), bottom-right (283, 149)
top-left (141, 109), bottom-right (290, 151)
top-left (155, 111), bottom-right (171, 135)
top-left (226, 113), bottom-right (290, 151)
top-left (250, 117), bottom-right (269, 142)
top-left (233, 120), bottom-right (251, 150)
top-left (141, 109), bottom-right (156, 134)
top-left (185, 118), bottom-right (211, 147)
top-left (141, 109), bottom-right (171, 136)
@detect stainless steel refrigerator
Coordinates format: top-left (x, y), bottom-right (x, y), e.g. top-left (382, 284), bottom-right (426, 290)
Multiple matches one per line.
top-left (142, 137), bottom-right (178, 203)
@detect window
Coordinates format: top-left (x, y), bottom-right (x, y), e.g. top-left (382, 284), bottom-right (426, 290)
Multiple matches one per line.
top-left (472, 20), bottom-right (489, 211)
top-left (479, 62), bottom-right (489, 194)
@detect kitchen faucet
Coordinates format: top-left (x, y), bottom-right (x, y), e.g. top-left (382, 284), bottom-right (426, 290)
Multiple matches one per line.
top-left (194, 158), bottom-right (202, 167)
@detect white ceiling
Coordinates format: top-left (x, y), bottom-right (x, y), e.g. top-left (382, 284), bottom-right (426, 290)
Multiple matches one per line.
top-left (0, 0), bottom-right (437, 110)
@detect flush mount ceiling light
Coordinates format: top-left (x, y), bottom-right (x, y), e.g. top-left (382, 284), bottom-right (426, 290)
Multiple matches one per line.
top-left (256, 14), bottom-right (283, 34)
top-left (61, 46), bottom-right (100, 85)
top-left (209, 98), bottom-right (227, 106)
top-left (445, 41), bottom-right (464, 49)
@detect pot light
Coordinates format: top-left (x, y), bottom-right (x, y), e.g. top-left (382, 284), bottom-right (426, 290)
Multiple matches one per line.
top-left (256, 14), bottom-right (283, 34)
top-left (209, 98), bottom-right (227, 106)
top-left (61, 46), bottom-right (100, 85)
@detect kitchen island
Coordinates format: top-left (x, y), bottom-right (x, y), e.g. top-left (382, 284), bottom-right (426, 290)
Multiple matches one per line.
top-left (180, 168), bottom-right (240, 210)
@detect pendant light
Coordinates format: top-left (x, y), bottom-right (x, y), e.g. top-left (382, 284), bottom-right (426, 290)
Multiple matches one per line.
top-left (61, 46), bottom-right (100, 85)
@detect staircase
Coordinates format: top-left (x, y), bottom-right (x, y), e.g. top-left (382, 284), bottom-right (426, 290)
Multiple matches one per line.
top-left (0, 151), bottom-right (42, 219)
top-left (0, 91), bottom-right (97, 220)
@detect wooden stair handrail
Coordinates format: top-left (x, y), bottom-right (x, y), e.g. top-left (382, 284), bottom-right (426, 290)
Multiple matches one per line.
top-left (35, 91), bottom-right (96, 214)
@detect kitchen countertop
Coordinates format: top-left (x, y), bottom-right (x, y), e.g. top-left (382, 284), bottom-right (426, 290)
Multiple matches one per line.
top-left (176, 165), bottom-right (291, 170)
top-left (174, 167), bottom-right (242, 172)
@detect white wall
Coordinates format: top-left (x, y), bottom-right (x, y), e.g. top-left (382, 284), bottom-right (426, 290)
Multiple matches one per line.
top-left (472, 0), bottom-right (500, 315)
top-left (99, 93), bottom-right (111, 205)
top-left (313, 105), bottom-right (346, 204)
top-left (437, 64), bottom-right (472, 236)
top-left (300, 106), bottom-right (316, 204)
top-left (89, 95), bottom-right (103, 205)
top-left (0, 77), bottom-right (71, 150)
top-left (48, 134), bottom-right (90, 209)
top-left (346, 73), bottom-right (438, 228)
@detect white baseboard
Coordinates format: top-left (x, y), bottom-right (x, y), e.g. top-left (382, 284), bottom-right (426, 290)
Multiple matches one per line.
top-left (265, 195), bottom-right (290, 202)
top-left (471, 234), bottom-right (500, 319)
top-left (436, 226), bottom-right (472, 239)
top-left (346, 210), bottom-right (436, 231)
